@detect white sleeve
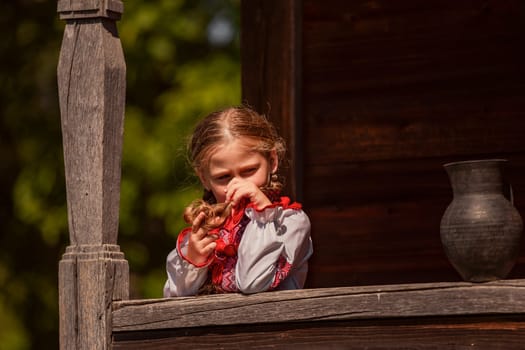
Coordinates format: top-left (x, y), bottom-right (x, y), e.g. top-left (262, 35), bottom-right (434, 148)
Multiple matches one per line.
top-left (235, 206), bottom-right (313, 294)
top-left (163, 233), bottom-right (209, 297)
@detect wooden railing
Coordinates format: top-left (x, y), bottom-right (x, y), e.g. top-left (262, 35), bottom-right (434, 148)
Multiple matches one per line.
top-left (56, 1), bottom-right (525, 349)
top-left (110, 280), bottom-right (525, 348)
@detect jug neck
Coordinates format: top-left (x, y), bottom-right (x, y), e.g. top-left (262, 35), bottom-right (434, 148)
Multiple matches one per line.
top-left (445, 159), bottom-right (506, 196)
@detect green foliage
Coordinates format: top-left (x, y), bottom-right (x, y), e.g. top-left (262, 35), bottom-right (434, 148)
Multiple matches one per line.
top-left (0, 0), bottom-right (240, 347)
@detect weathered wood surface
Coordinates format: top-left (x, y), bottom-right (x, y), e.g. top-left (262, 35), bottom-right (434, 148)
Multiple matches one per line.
top-left (57, 1), bottom-right (128, 349)
top-left (242, 0), bottom-right (525, 290)
top-left (58, 0), bottom-right (124, 19)
top-left (241, 0), bottom-right (303, 200)
top-left (112, 279), bottom-right (525, 332)
top-left (112, 280), bottom-right (525, 349)
top-left (113, 317), bottom-right (525, 349)
top-left (297, 0), bottom-right (525, 287)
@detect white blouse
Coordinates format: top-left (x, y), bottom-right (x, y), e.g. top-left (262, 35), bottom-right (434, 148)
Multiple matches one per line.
top-left (163, 205), bottom-right (313, 297)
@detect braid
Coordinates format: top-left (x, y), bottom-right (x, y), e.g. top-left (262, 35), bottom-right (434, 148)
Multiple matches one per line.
top-left (183, 192), bottom-right (232, 231)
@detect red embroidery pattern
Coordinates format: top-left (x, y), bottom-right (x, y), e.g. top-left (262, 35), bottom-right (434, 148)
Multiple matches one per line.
top-left (209, 213), bottom-right (249, 292)
top-left (270, 255), bottom-right (293, 290)
top-left (178, 196), bottom-right (302, 293)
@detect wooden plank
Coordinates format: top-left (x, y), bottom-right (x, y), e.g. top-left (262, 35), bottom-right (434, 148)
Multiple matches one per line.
top-left (303, 157), bottom-right (451, 206)
top-left (303, 155), bottom-right (525, 206)
top-left (241, 0), bottom-right (303, 199)
top-left (301, 0), bottom-right (525, 163)
top-left (113, 316), bottom-right (525, 349)
top-left (303, 92), bottom-right (525, 163)
top-left (112, 279), bottom-right (525, 332)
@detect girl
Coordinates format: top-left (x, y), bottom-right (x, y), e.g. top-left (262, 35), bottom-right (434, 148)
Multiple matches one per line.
top-left (163, 106), bottom-right (313, 296)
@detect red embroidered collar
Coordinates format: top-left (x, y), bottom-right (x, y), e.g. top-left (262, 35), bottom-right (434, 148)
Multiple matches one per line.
top-left (178, 196), bottom-right (302, 267)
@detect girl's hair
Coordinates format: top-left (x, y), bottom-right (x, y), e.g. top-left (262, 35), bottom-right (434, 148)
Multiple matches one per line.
top-left (183, 105), bottom-right (286, 230)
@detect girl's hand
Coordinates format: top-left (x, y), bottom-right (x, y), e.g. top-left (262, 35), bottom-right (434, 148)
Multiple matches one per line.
top-left (225, 178), bottom-right (272, 209)
top-left (186, 212), bottom-right (217, 265)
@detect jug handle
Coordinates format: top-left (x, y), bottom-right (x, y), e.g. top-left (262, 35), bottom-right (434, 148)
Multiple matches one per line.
top-left (504, 182), bottom-right (514, 204)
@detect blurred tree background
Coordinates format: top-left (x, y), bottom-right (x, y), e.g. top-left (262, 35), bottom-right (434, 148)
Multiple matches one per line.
top-left (0, 0), bottom-right (241, 348)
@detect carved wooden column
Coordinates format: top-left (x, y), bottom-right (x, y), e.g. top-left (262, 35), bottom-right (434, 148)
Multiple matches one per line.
top-left (57, 1), bottom-right (128, 349)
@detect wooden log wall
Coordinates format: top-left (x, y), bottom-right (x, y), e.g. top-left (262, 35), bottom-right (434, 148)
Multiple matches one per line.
top-left (241, 0), bottom-right (303, 199)
top-left (242, 0), bottom-right (525, 289)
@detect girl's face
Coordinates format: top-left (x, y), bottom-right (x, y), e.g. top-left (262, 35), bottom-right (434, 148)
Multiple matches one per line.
top-left (199, 139), bottom-right (277, 203)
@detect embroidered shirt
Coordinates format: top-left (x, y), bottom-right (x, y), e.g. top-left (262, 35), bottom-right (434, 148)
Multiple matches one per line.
top-left (163, 197), bottom-right (313, 297)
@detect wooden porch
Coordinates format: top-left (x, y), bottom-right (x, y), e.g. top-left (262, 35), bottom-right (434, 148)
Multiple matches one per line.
top-left (57, 0), bottom-right (525, 348)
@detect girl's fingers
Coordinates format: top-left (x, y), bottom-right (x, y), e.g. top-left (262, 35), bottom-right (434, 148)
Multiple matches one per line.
top-left (225, 178), bottom-right (244, 201)
top-left (201, 234), bottom-right (218, 246)
top-left (228, 181), bottom-right (271, 209)
top-left (188, 233), bottom-right (217, 259)
top-left (192, 229), bottom-right (208, 241)
top-left (193, 211), bottom-right (206, 227)
top-left (232, 185), bottom-right (260, 206)
top-left (192, 212), bottom-right (206, 236)
top-left (191, 230), bottom-right (217, 247)
top-left (203, 241), bottom-right (217, 256)
top-left (224, 183), bottom-right (236, 203)
top-left (226, 180), bottom-right (253, 205)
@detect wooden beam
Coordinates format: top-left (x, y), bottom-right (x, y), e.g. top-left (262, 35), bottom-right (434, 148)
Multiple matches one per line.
top-left (57, 1), bottom-right (128, 349)
top-left (111, 280), bottom-right (525, 348)
top-left (241, 0), bottom-right (303, 200)
top-left (112, 316), bottom-right (525, 349)
top-left (112, 279), bottom-right (525, 332)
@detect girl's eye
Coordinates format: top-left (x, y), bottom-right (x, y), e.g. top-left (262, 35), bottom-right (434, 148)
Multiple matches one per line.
top-left (242, 168), bottom-right (257, 175)
top-left (215, 174), bottom-right (231, 181)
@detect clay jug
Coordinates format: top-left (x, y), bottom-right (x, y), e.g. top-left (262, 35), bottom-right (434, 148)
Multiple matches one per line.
top-left (440, 159), bottom-right (523, 282)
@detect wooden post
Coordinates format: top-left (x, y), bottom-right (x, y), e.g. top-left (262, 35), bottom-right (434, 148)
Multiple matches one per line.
top-left (57, 1), bottom-right (128, 349)
top-left (241, 0), bottom-right (302, 201)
